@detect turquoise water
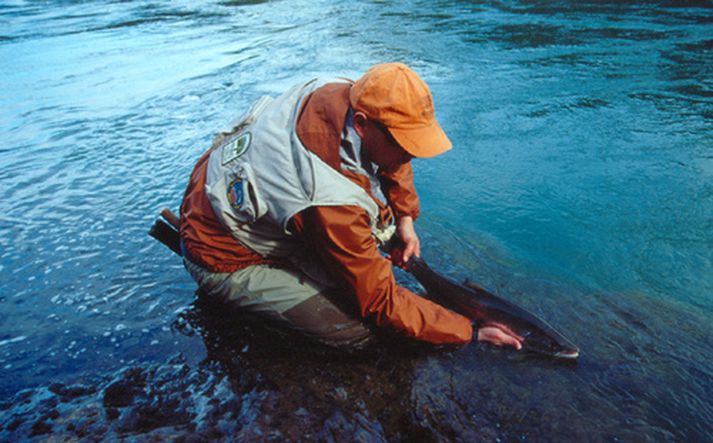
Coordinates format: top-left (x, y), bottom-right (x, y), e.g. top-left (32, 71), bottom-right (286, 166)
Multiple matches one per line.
top-left (1, 0), bottom-right (711, 440)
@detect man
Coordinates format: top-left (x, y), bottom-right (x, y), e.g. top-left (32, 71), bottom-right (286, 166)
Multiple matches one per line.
top-left (179, 62), bottom-right (522, 350)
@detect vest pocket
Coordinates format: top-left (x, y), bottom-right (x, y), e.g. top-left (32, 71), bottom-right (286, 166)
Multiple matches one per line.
top-left (225, 164), bottom-right (266, 225)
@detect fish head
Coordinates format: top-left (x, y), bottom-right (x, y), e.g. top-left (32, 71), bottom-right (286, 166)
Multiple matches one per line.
top-left (520, 330), bottom-right (580, 359)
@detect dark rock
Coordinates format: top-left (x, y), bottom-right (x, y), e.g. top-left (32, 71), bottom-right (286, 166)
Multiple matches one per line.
top-left (49, 382), bottom-right (96, 401)
top-left (102, 368), bottom-right (147, 408)
top-left (105, 407), bottom-right (119, 420)
top-left (103, 381), bottom-right (144, 407)
top-left (6, 418), bottom-right (22, 432)
top-left (115, 407), bottom-right (140, 433)
top-left (41, 409), bottom-right (60, 421)
top-left (29, 419), bottom-right (52, 437)
top-left (316, 409), bottom-right (387, 443)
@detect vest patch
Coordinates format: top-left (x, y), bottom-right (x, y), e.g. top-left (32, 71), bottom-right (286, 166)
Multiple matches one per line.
top-left (227, 178), bottom-right (244, 208)
top-left (221, 132), bottom-right (252, 165)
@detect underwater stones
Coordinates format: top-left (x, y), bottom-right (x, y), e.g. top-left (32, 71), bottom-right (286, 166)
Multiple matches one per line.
top-left (316, 410), bottom-right (387, 443)
top-left (29, 418), bottom-right (52, 437)
top-left (0, 345), bottom-right (413, 441)
top-left (49, 382), bottom-right (96, 401)
top-left (102, 367), bottom-right (147, 407)
top-left (105, 407), bottom-right (119, 420)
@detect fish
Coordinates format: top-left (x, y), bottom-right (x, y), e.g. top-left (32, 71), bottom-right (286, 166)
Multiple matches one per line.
top-left (404, 256), bottom-right (580, 359)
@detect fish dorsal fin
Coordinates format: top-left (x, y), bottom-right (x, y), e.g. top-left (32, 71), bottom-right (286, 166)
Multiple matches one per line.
top-left (463, 279), bottom-right (487, 292)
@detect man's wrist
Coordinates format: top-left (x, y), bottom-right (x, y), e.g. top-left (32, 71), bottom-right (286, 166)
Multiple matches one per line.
top-left (397, 216), bottom-right (413, 225)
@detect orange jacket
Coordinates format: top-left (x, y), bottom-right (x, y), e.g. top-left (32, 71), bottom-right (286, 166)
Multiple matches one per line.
top-left (180, 82), bottom-right (472, 345)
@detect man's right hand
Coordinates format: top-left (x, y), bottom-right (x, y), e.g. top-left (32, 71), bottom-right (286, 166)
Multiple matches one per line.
top-left (477, 323), bottom-right (523, 350)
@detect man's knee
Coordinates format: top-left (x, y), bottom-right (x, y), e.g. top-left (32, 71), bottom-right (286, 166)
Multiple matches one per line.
top-left (183, 259), bottom-right (373, 349)
top-left (282, 292), bottom-right (373, 349)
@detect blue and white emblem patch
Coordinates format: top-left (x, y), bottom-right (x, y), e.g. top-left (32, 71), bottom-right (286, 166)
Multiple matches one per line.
top-left (221, 132), bottom-right (252, 165)
top-left (227, 178), bottom-right (244, 209)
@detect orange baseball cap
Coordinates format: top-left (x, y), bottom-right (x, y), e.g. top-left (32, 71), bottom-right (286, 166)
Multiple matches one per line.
top-left (350, 62), bottom-right (452, 158)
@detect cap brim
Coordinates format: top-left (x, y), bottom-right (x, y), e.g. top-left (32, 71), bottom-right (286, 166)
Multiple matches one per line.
top-left (389, 120), bottom-right (452, 158)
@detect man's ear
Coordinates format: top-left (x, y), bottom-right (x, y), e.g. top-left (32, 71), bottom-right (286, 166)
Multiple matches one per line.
top-left (352, 111), bottom-right (367, 138)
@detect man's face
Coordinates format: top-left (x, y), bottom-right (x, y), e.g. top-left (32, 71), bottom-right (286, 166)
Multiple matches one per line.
top-left (360, 119), bottom-right (414, 170)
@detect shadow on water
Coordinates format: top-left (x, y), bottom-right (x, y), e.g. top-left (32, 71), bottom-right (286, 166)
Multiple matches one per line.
top-left (0, 295), bottom-right (440, 441)
top-left (173, 298), bottom-right (443, 440)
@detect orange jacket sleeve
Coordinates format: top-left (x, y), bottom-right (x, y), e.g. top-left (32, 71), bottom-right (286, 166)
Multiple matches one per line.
top-left (291, 205), bottom-right (472, 345)
top-left (379, 161), bottom-right (420, 221)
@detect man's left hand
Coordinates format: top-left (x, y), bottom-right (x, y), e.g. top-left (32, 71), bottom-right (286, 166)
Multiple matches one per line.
top-left (392, 216), bottom-right (420, 267)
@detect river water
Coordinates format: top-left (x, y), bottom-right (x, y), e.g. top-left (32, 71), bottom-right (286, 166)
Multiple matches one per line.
top-left (1, 0), bottom-right (711, 441)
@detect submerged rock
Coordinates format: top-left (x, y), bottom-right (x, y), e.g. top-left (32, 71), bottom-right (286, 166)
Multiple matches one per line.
top-left (316, 410), bottom-right (387, 443)
top-left (0, 301), bottom-right (450, 441)
top-left (0, 355), bottom-right (243, 441)
top-left (102, 368), bottom-right (148, 408)
top-left (0, 349), bottom-right (405, 441)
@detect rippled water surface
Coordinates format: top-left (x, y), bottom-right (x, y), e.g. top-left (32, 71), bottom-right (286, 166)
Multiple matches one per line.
top-left (1, 0), bottom-right (711, 440)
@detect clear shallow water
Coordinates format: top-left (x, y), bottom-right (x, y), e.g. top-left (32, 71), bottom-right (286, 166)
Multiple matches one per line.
top-left (0, 0), bottom-right (711, 440)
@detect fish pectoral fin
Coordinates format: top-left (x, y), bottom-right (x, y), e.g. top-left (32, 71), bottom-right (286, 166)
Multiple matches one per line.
top-left (463, 279), bottom-right (487, 292)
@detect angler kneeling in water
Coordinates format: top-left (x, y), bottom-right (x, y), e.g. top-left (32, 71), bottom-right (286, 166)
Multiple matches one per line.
top-left (178, 63), bottom-right (522, 350)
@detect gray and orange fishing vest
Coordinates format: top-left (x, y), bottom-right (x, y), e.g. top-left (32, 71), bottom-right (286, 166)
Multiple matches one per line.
top-left (180, 79), bottom-right (395, 273)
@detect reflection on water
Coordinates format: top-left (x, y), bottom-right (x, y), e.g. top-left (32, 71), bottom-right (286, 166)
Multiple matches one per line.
top-left (1, 0), bottom-right (711, 440)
